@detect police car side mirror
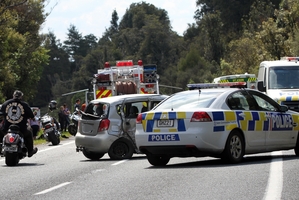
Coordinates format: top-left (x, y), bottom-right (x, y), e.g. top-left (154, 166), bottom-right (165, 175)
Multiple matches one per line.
top-left (257, 81), bottom-right (266, 92)
top-left (280, 105), bottom-right (288, 112)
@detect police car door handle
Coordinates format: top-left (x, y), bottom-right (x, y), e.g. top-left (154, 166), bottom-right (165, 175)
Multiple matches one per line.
top-left (293, 123), bottom-right (298, 127)
top-left (238, 113), bottom-right (245, 117)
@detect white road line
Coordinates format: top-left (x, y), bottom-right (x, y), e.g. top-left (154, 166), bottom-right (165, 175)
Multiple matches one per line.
top-left (111, 159), bottom-right (128, 166)
top-left (34, 182), bottom-right (72, 195)
top-left (38, 141), bottom-right (75, 153)
top-left (0, 141), bottom-right (75, 162)
top-left (263, 151), bottom-right (283, 200)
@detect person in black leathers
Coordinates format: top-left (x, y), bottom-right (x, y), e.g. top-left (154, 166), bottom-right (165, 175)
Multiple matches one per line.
top-left (0, 90), bottom-right (38, 157)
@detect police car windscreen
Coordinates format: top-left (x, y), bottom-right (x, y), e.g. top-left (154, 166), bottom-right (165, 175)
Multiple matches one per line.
top-left (154, 91), bottom-right (223, 110)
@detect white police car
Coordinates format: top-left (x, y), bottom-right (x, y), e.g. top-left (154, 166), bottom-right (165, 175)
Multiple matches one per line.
top-left (135, 83), bottom-right (299, 166)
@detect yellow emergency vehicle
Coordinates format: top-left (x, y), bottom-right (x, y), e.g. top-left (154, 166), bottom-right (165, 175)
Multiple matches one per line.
top-left (213, 73), bottom-right (257, 89)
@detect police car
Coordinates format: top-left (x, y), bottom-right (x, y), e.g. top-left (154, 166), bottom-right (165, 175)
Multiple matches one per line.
top-left (135, 82), bottom-right (299, 166)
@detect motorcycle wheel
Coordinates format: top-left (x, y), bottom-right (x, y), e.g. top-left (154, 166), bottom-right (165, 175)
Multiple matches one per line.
top-left (48, 131), bottom-right (60, 145)
top-left (68, 124), bottom-right (77, 136)
top-left (5, 152), bottom-right (20, 166)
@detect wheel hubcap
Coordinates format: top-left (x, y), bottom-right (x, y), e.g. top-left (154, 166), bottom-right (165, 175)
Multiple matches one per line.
top-left (230, 135), bottom-right (242, 158)
top-left (114, 143), bottom-right (128, 157)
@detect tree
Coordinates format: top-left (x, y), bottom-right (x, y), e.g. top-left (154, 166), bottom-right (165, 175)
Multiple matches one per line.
top-left (33, 31), bottom-right (71, 107)
top-left (0, 0), bottom-right (49, 102)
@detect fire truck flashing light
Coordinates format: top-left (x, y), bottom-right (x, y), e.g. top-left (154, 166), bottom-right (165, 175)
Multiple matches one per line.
top-left (116, 60), bottom-right (134, 66)
top-left (104, 62), bottom-right (110, 68)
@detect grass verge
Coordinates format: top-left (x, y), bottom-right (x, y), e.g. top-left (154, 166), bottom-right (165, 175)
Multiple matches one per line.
top-left (34, 130), bottom-right (73, 145)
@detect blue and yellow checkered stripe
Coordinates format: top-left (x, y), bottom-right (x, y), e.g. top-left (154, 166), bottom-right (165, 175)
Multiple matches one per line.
top-left (141, 111), bottom-right (299, 133)
top-left (212, 111), bottom-right (270, 132)
top-left (213, 111), bottom-right (298, 132)
top-left (277, 96), bottom-right (299, 104)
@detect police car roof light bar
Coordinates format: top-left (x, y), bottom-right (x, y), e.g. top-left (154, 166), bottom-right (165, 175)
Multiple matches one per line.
top-left (187, 82), bottom-right (247, 90)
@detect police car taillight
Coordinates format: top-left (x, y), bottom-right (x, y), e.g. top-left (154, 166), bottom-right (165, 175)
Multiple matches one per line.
top-left (98, 119), bottom-right (110, 131)
top-left (191, 112), bottom-right (212, 122)
top-left (136, 113), bottom-right (142, 124)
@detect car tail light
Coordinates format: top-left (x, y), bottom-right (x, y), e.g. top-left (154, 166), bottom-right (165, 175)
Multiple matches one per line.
top-left (9, 135), bottom-right (15, 143)
top-left (191, 112), bottom-right (212, 122)
top-left (98, 119), bottom-right (110, 131)
top-left (136, 113), bottom-right (142, 124)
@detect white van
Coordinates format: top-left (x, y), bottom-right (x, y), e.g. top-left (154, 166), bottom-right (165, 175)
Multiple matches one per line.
top-left (257, 57), bottom-right (299, 112)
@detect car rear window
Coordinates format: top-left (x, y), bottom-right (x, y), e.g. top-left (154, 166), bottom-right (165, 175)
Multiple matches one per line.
top-left (85, 103), bottom-right (109, 116)
top-left (154, 90), bottom-right (223, 110)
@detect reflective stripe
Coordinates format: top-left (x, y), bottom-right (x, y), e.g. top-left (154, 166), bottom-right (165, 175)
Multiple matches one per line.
top-left (140, 110), bottom-right (299, 133)
top-left (96, 90), bottom-right (112, 99)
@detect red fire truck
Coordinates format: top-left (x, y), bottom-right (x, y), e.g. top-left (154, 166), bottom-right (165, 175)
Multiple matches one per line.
top-left (91, 60), bottom-right (159, 99)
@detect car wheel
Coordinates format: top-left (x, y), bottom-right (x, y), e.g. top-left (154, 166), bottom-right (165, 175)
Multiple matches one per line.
top-left (147, 154), bottom-right (170, 166)
top-left (48, 131), bottom-right (60, 145)
top-left (68, 125), bottom-right (77, 136)
top-left (221, 130), bottom-right (244, 164)
top-left (82, 149), bottom-right (105, 160)
top-left (294, 133), bottom-right (299, 156)
top-left (108, 138), bottom-right (134, 160)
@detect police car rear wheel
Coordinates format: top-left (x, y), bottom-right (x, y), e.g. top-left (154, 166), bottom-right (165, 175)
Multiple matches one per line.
top-left (222, 130), bottom-right (244, 164)
top-left (147, 154), bottom-right (170, 166)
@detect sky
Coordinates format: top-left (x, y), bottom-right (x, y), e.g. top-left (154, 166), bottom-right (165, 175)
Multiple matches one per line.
top-left (41, 0), bottom-right (198, 41)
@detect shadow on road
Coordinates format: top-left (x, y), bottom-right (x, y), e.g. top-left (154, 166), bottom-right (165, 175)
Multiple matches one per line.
top-left (145, 153), bottom-right (298, 169)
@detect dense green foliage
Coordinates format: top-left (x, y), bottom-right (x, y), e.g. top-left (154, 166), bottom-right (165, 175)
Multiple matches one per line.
top-left (1, 0), bottom-right (299, 112)
top-left (0, 0), bottom-right (49, 102)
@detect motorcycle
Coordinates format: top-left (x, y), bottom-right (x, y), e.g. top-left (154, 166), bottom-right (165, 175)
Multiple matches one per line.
top-left (1, 124), bottom-right (27, 166)
top-left (68, 110), bottom-right (81, 136)
top-left (40, 113), bottom-right (60, 145)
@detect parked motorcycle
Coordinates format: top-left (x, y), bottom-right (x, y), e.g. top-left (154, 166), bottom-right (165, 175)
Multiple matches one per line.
top-left (68, 110), bottom-right (81, 136)
top-left (1, 125), bottom-right (28, 166)
top-left (40, 113), bottom-right (60, 145)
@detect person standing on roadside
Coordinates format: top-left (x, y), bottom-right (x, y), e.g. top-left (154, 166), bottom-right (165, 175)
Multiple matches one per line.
top-left (58, 105), bottom-right (66, 132)
top-left (29, 111), bottom-right (40, 140)
top-left (74, 99), bottom-right (81, 111)
top-left (63, 103), bottom-right (70, 132)
top-left (81, 102), bottom-right (87, 112)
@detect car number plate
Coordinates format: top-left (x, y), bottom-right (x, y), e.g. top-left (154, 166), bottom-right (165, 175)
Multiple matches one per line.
top-left (157, 119), bottom-right (174, 127)
top-left (45, 127), bottom-right (54, 133)
top-left (4, 145), bottom-right (18, 152)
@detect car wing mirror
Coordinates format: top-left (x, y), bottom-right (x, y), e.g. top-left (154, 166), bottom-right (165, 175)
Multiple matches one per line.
top-left (280, 105), bottom-right (288, 112)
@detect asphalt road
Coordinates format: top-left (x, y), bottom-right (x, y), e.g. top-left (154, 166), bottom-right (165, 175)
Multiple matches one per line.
top-left (0, 137), bottom-right (298, 200)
